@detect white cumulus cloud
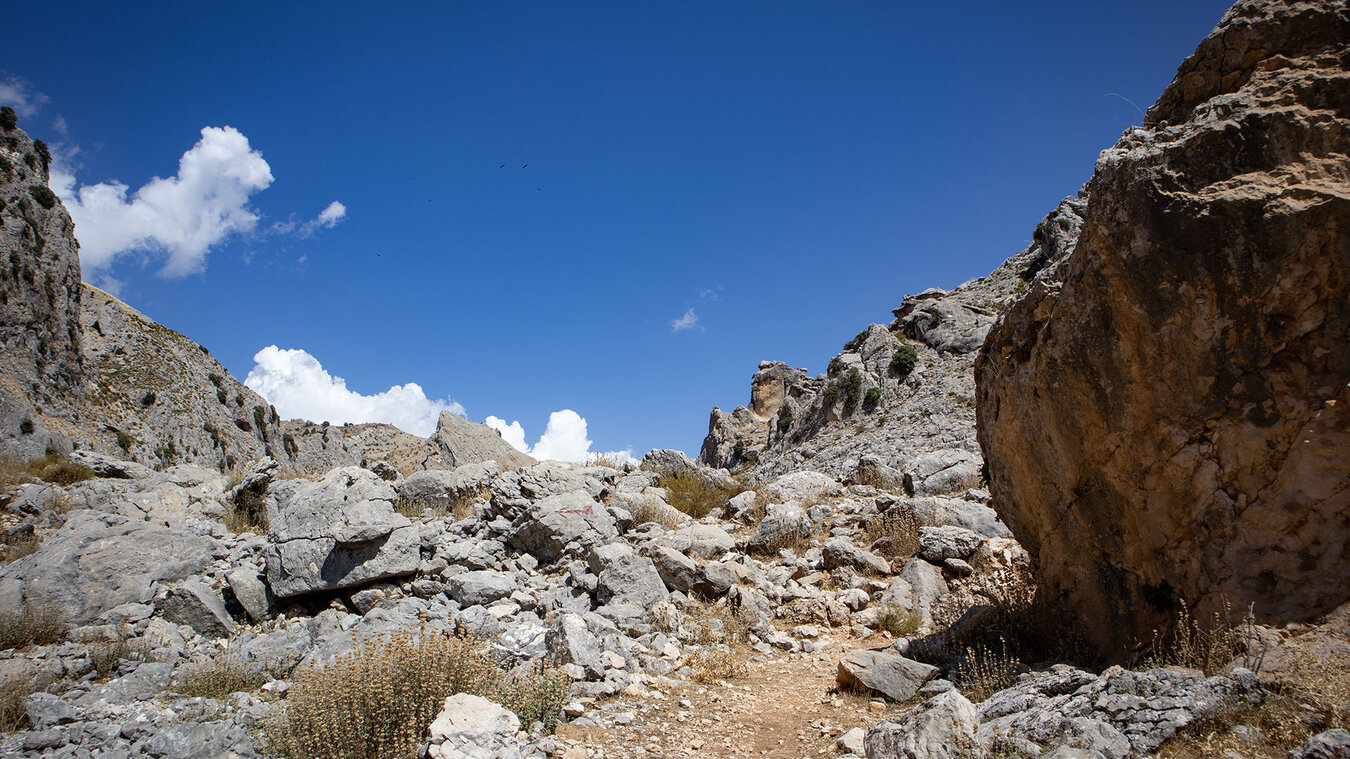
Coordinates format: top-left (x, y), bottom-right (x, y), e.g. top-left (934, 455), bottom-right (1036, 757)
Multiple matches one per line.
top-left (243, 346), bottom-right (463, 437)
top-left (0, 76), bottom-right (48, 118)
top-left (315, 201), bottom-right (346, 227)
top-left (671, 308), bottom-right (700, 332)
top-left (51, 126), bottom-right (274, 276)
top-left (486, 410), bottom-right (598, 463)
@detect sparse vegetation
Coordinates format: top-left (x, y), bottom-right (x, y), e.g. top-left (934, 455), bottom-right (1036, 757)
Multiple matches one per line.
top-left (628, 497), bottom-right (685, 530)
top-left (140, 390), bottom-right (156, 407)
top-left (584, 452), bottom-right (631, 470)
top-left (951, 640), bottom-right (1017, 702)
top-left (863, 506), bottom-right (921, 560)
top-left (265, 626), bottom-right (570, 759)
top-left (28, 185), bottom-right (57, 210)
top-left (1141, 599), bottom-right (1260, 677)
top-left (0, 106), bottom-right (16, 130)
top-left (176, 653), bottom-right (268, 699)
top-left (1, 530), bottom-right (41, 565)
top-left (19, 418), bottom-right (34, 436)
top-left (827, 356), bottom-right (845, 376)
top-left (863, 387), bottom-right (882, 411)
top-left (115, 430), bottom-right (135, 453)
top-left (24, 451), bottom-right (95, 486)
top-left (88, 628), bottom-right (151, 680)
top-left (776, 407), bottom-right (793, 436)
top-left (843, 329), bottom-right (870, 352)
top-left (0, 599), bottom-right (68, 650)
top-left (841, 368), bottom-right (863, 414)
top-left (658, 472), bottom-right (744, 519)
top-left (890, 344), bottom-right (918, 377)
top-left (0, 666), bottom-right (53, 734)
top-left (689, 648), bottom-right (749, 683)
top-left (877, 603), bottom-right (922, 637)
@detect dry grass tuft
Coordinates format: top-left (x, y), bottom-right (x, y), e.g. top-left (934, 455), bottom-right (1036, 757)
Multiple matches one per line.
top-left (393, 491), bottom-right (478, 522)
top-left (684, 596), bottom-right (754, 647)
top-left (0, 454), bottom-right (34, 493)
top-left (0, 599), bottom-right (68, 651)
top-left (266, 626), bottom-right (570, 759)
top-left (877, 603), bottom-right (922, 637)
top-left (87, 628), bottom-right (152, 680)
top-left (1142, 599), bottom-right (1259, 677)
top-left (863, 506), bottom-right (921, 560)
top-left (658, 473), bottom-right (744, 519)
top-left (23, 453), bottom-right (95, 486)
top-left (584, 453), bottom-right (632, 471)
top-left (176, 653), bottom-right (269, 699)
top-left (628, 498), bottom-right (685, 530)
top-left (951, 639), bottom-right (1017, 702)
top-left (0, 531), bottom-right (40, 566)
top-left (0, 666), bottom-right (55, 733)
top-left (688, 648), bottom-right (749, 683)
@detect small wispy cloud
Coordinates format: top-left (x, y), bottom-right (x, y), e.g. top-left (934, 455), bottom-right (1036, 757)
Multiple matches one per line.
top-left (698, 284), bottom-right (723, 302)
top-left (671, 308), bottom-right (701, 333)
top-left (0, 75), bottom-right (48, 118)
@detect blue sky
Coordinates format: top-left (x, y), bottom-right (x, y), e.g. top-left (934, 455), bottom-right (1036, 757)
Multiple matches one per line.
top-left (3, 1), bottom-right (1234, 460)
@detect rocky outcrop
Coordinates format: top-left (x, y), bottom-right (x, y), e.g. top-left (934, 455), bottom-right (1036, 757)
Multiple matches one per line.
top-left (698, 198), bottom-right (1085, 485)
top-left (427, 410), bottom-right (535, 471)
top-left (0, 121), bottom-right (83, 457)
top-left (976, 0), bottom-right (1350, 657)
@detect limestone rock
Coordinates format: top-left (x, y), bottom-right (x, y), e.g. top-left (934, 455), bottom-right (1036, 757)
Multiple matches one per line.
top-left (917, 526), bottom-right (982, 562)
top-left (156, 579), bottom-right (234, 638)
top-left (0, 511), bottom-right (219, 625)
top-left (588, 543), bottom-right (669, 609)
top-left (865, 691), bottom-right (981, 759)
top-left (1290, 729), bottom-right (1350, 759)
top-left (264, 467), bottom-right (418, 597)
top-left (836, 649), bottom-right (938, 702)
top-left (976, 0), bottom-right (1350, 657)
top-left (428, 411), bottom-right (534, 470)
top-left (508, 491), bottom-right (617, 564)
top-left (426, 693), bottom-right (521, 759)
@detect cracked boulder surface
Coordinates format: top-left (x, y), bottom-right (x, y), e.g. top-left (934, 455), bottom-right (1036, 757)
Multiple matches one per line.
top-left (976, 0), bottom-right (1350, 659)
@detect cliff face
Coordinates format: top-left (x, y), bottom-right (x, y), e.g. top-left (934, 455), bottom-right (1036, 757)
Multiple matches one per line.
top-left (976, 0), bottom-right (1350, 657)
top-left (0, 121), bottom-right (84, 456)
top-left (698, 196), bottom-right (1084, 488)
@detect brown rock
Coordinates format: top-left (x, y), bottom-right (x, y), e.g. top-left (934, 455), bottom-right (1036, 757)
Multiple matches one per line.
top-left (976, 0), bottom-right (1350, 658)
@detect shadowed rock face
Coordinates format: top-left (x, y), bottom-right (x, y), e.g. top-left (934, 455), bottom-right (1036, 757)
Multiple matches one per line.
top-left (976, 0), bottom-right (1350, 658)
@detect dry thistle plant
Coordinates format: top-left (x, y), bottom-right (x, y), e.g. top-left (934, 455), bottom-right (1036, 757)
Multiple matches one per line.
top-left (863, 506), bottom-right (921, 560)
top-left (1143, 598), bottom-right (1256, 676)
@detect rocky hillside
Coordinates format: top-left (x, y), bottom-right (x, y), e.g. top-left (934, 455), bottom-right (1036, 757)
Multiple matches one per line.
top-left (976, 0), bottom-right (1350, 659)
top-left (698, 195), bottom-right (1085, 491)
top-left (0, 114), bottom-right (84, 459)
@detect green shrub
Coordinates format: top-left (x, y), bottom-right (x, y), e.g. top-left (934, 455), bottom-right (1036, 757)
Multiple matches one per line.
top-left (0, 106), bottom-right (15, 130)
top-left (18, 418), bottom-right (33, 436)
top-left (776, 407), bottom-right (793, 436)
top-left (821, 381), bottom-right (842, 408)
top-left (658, 472), bottom-right (745, 519)
top-left (877, 603), bottom-right (922, 637)
top-left (841, 368), bottom-right (863, 414)
top-left (827, 356), bottom-right (845, 376)
top-left (843, 329), bottom-right (870, 353)
top-left (28, 185), bottom-right (57, 210)
top-left (890, 344), bottom-right (918, 377)
top-left (115, 430), bottom-right (135, 452)
top-left (863, 387), bottom-right (882, 410)
top-left (140, 391), bottom-right (156, 407)
top-left (33, 141), bottom-right (50, 170)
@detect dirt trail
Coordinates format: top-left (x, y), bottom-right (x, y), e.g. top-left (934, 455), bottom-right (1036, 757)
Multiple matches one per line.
top-left (554, 633), bottom-right (908, 759)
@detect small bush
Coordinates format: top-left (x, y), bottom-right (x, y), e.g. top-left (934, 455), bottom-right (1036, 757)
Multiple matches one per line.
top-left (821, 382), bottom-right (842, 408)
top-left (115, 430), bottom-right (135, 452)
top-left (19, 418), bottom-right (34, 436)
top-left (266, 627), bottom-right (569, 759)
top-left (864, 507), bottom-right (920, 560)
top-left (24, 453), bottom-right (95, 486)
top-left (33, 141), bottom-right (50, 169)
top-left (890, 344), bottom-right (918, 377)
top-left (841, 369), bottom-right (863, 414)
top-left (684, 596), bottom-right (754, 647)
top-left (776, 408), bottom-right (793, 436)
top-left (88, 629), bottom-right (151, 680)
top-left (0, 531), bottom-right (40, 565)
top-left (140, 391), bottom-right (157, 407)
top-left (827, 356), bottom-right (845, 376)
top-left (658, 472), bottom-right (744, 519)
top-left (28, 185), bottom-right (57, 210)
top-left (951, 640), bottom-right (1017, 702)
top-left (843, 329), bottom-right (870, 352)
top-left (628, 498), bottom-right (684, 530)
top-left (0, 106), bottom-right (15, 130)
top-left (877, 603), bottom-right (922, 637)
top-left (224, 489), bottom-right (269, 535)
top-left (863, 387), bottom-right (882, 411)
top-left (1142, 599), bottom-right (1255, 677)
top-left (495, 662), bottom-right (571, 732)
top-left (0, 666), bottom-right (54, 734)
top-left (207, 372), bottom-right (223, 388)
top-left (0, 600), bottom-right (68, 650)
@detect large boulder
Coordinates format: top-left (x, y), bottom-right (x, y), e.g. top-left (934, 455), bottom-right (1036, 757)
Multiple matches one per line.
top-left (0, 511), bottom-right (219, 625)
top-left (975, 0), bottom-right (1350, 657)
top-left (427, 411), bottom-right (534, 471)
top-left (264, 467), bottom-right (419, 598)
top-left (865, 691), bottom-right (981, 759)
top-left (836, 649), bottom-right (938, 702)
top-left (508, 491), bottom-right (618, 563)
top-left (588, 543), bottom-right (669, 609)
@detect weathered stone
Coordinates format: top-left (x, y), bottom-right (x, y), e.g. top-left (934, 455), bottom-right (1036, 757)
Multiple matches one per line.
top-left (0, 511), bottom-right (219, 625)
top-left (264, 467), bottom-right (418, 598)
top-left (445, 571), bottom-right (517, 607)
top-left (426, 693), bottom-right (521, 759)
top-left (758, 471), bottom-right (843, 504)
top-left (1290, 729), bottom-right (1350, 759)
top-left (157, 579), bottom-right (235, 638)
top-left (588, 543), bottom-right (669, 609)
top-left (546, 613), bottom-right (604, 680)
top-left (823, 537), bottom-right (890, 575)
top-left (427, 411), bottom-right (534, 471)
top-left (509, 491), bottom-right (617, 564)
top-left (837, 649), bottom-right (938, 702)
top-left (917, 526), bottom-right (982, 562)
top-left (904, 450), bottom-right (981, 497)
top-left (746, 504), bottom-right (812, 554)
top-left (226, 568), bottom-right (273, 623)
top-left (976, 0), bottom-right (1350, 657)
top-left (865, 691), bottom-right (981, 759)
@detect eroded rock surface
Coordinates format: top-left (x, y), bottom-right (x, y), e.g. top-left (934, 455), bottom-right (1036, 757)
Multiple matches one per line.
top-left (976, 0), bottom-right (1350, 656)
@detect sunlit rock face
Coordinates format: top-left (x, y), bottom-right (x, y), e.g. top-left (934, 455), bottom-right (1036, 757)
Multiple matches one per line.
top-left (976, 0), bottom-right (1350, 659)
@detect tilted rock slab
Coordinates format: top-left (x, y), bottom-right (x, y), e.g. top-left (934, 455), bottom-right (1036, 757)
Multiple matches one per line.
top-left (0, 511), bottom-right (220, 625)
top-left (264, 467), bottom-right (418, 597)
top-left (976, 0), bottom-right (1350, 657)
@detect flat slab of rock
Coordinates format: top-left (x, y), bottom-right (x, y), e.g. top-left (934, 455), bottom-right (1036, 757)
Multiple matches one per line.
top-left (0, 512), bottom-right (219, 625)
top-left (837, 649), bottom-right (938, 702)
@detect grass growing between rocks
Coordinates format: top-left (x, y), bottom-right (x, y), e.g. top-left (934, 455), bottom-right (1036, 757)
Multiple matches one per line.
top-left (87, 628), bottom-right (152, 680)
top-left (265, 627), bottom-right (571, 759)
top-left (23, 452), bottom-right (95, 486)
top-left (628, 498), bottom-right (685, 530)
top-left (1158, 648), bottom-right (1350, 759)
top-left (657, 473), bottom-right (744, 519)
top-left (0, 666), bottom-right (55, 733)
top-left (176, 654), bottom-right (269, 699)
top-left (862, 506), bottom-right (920, 560)
top-left (950, 639), bottom-right (1018, 702)
top-left (0, 600), bottom-right (68, 651)
top-left (1141, 598), bottom-right (1258, 677)
top-left (876, 603), bottom-right (922, 637)
top-left (0, 531), bottom-right (40, 566)
top-left (393, 493), bottom-right (477, 522)
top-left (689, 648), bottom-right (749, 684)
